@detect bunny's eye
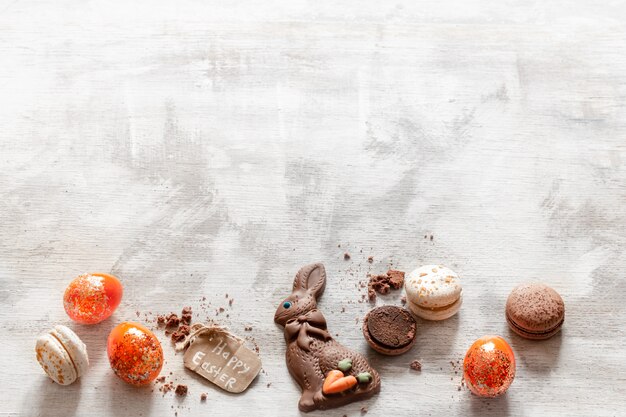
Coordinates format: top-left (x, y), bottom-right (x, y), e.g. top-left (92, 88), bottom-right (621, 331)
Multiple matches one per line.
top-left (283, 301), bottom-right (292, 309)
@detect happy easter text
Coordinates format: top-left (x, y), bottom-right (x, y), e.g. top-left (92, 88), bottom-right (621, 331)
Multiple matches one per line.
top-left (192, 338), bottom-right (251, 390)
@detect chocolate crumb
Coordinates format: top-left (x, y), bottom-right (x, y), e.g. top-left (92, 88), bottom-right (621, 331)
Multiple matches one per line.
top-left (219, 307), bottom-right (225, 313)
top-left (387, 269), bottom-right (405, 289)
top-left (430, 235), bottom-right (434, 241)
top-left (165, 314), bottom-right (180, 328)
top-left (367, 256), bottom-right (373, 263)
top-left (367, 269), bottom-right (404, 300)
top-left (175, 384), bottom-right (188, 396)
top-left (171, 324), bottom-right (190, 343)
top-left (157, 315), bottom-right (166, 325)
top-left (344, 252), bottom-right (351, 260)
top-left (200, 393), bottom-right (207, 401)
top-left (410, 360), bottom-right (422, 371)
top-left (229, 298), bottom-right (233, 306)
top-left (361, 406), bottom-right (368, 414)
top-left (266, 383), bottom-right (272, 388)
top-left (171, 332), bottom-right (185, 343)
top-left (180, 307), bottom-right (192, 325)
top-left (401, 296), bottom-right (407, 305)
top-left (156, 376), bottom-right (166, 383)
top-left (244, 326), bottom-right (253, 331)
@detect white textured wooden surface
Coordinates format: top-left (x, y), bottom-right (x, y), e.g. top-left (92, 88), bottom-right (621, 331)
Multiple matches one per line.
top-left (1, 1), bottom-right (625, 416)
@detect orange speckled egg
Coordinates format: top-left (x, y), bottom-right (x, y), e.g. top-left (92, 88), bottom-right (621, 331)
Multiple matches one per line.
top-left (463, 335), bottom-right (515, 397)
top-left (63, 273), bottom-right (123, 324)
top-left (107, 322), bottom-right (163, 386)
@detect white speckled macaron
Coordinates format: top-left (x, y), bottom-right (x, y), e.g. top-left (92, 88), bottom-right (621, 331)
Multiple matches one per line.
top-left (404, 265), bottom-right (463, 320)
top-left (35, 325), bottom-right (89, 385)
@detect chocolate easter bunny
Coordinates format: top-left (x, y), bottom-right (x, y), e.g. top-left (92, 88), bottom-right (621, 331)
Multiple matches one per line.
top-left (274, 263), bottom-right (381, 412)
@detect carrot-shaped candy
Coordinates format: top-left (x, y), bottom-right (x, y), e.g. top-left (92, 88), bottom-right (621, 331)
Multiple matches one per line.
top-left (322, 370), bottom-right (344, 393)
top-left (323, 374), bottom-right (358, 394)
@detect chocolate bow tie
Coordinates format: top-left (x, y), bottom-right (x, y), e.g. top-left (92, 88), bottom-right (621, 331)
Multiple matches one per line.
top-left (285, 309), bottom-right (331, 351)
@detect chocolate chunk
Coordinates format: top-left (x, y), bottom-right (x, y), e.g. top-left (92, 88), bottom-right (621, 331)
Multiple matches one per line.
top-left (387, 269), bottom-right (405, 289)
top-left (367, 270), bottom-right (405, 300)
top-left (180, 307), bottom-right (192, 324)
top-left (410, 360), bottom-right (422, 371)
top-left (175, 384), bottom-right (188, 396)
top-left (171, 324), bottom-right (190, 343)
top-left (367, 256), bottom-right (374, 263)
top-left (200, 392), bottom-right (207, 401)
top-left (171, 331), bottom-right (186, 343)
top-left (367, 274), bottom-right (388, 300)
top-left (165, 314), bottom-right (180, 328)
top-left (344, 252), bottom-right (351, 260)
top-left (367, 285), bottom-right (377, 301)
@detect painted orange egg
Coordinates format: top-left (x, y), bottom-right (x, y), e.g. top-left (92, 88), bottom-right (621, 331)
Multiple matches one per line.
top-left (463, 335), bottom-right (515, 397)
top-left (63, 273), bottom-right (123, 324)
top-left (107, 322), bottom-right (163, 386)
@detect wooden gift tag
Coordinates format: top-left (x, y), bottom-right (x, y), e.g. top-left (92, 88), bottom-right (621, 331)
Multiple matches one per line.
top-left (178, 324), bottom-right (262, 393)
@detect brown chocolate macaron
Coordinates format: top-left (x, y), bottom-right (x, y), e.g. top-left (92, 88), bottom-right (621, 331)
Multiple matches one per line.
top-left (362, 306), bottom-right (417, 355)
top-left (506, 283), bottom-right (565, 340)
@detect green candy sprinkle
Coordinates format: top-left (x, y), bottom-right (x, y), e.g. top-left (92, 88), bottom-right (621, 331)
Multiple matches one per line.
top-left (337, 358), bottom-right (352, 372)
top-left (357, 372), bottom-right (372, 383)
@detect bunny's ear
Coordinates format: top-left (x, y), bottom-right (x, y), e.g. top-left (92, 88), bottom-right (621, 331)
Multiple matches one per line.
top-left (292, 263), bottom-right (326, 299)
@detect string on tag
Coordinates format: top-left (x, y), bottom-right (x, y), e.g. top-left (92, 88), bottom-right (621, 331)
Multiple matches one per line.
top-left (175, 323), bottom-right (245, 351)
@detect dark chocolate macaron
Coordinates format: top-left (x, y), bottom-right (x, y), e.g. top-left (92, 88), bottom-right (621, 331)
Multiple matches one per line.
top-left (362, 306), bottom-right (417, 355)
top-left (506, 283), bottom-right (564, 340)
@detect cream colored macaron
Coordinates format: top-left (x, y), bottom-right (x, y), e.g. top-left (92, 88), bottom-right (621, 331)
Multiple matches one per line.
top-left (35, 325), bottom-right (89, 385)
top-left (404, 265), bottom-right (463, 320)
